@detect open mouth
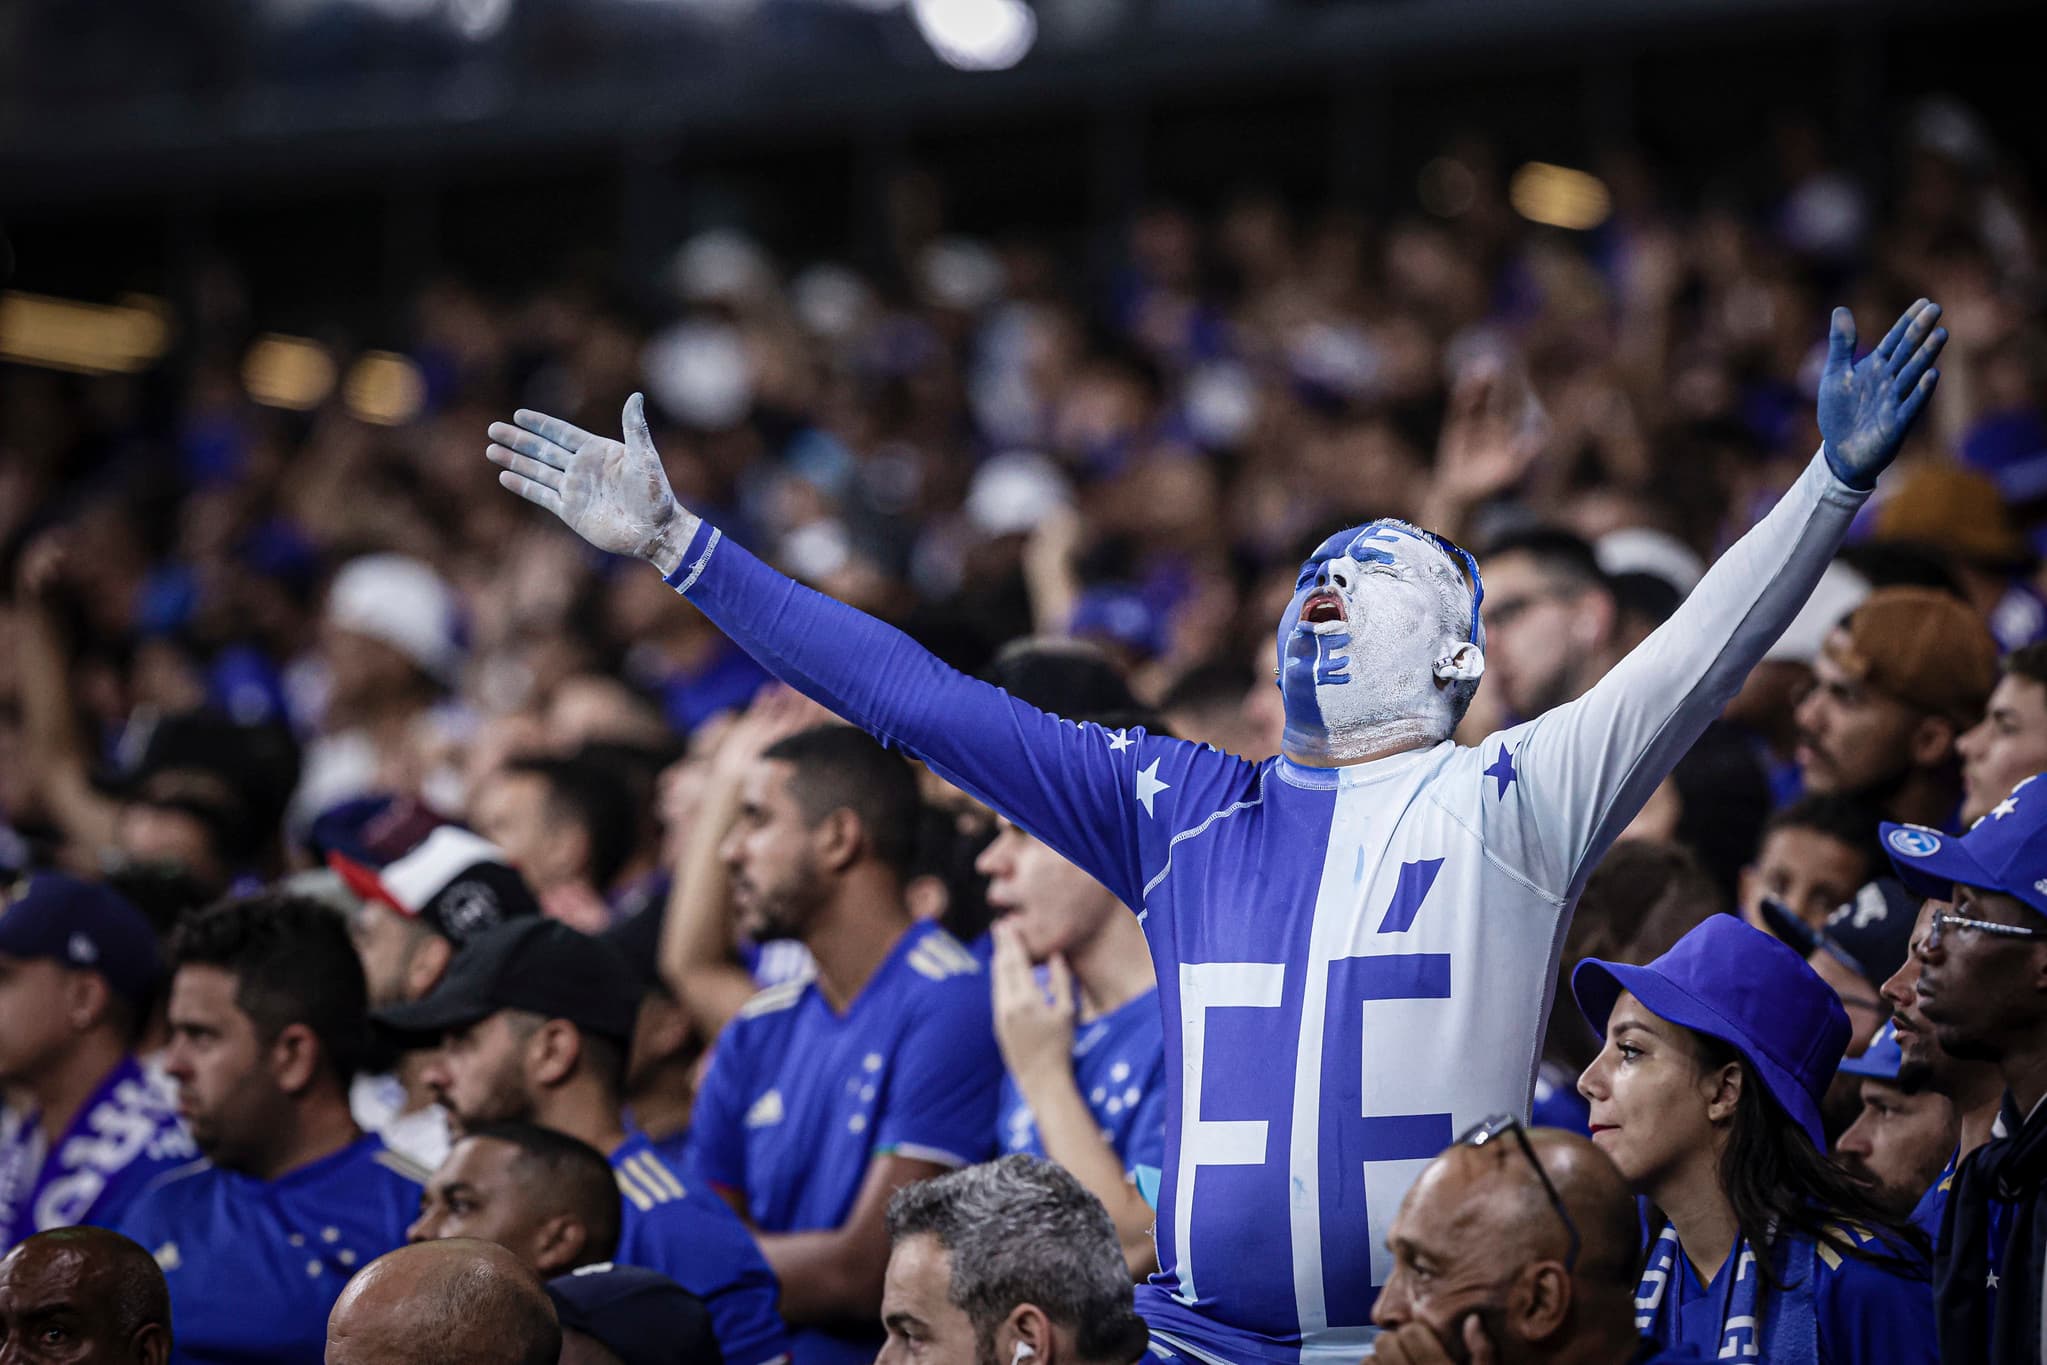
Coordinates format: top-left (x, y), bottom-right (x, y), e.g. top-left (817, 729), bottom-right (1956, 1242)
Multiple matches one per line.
top-left (1300, 590), bottom-right (1347, 625)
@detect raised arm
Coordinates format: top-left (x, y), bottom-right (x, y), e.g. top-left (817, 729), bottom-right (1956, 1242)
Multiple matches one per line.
top-left (487, 399), bottom-right (1245, 909)
top-left (1496, 300), bottom-right (1949, 898)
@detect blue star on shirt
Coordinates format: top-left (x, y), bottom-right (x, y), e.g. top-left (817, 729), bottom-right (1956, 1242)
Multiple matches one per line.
top-left (1485, 745), bottom-right (1518, 800)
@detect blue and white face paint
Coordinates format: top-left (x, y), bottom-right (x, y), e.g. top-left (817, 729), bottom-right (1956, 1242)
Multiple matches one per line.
top-left (1275, 519), bottom-right (1486, 762)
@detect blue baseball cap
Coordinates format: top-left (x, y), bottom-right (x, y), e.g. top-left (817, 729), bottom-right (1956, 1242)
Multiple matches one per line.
top-left (0, 873), bottom-right (162, 1008)
top-left (1838, 1020), bottom-right (1906, 1083)
top-left (1573, 913), bottom-right (1850, 1149)
top-left (544, 1262), bottom-right (718, 1365)
top-left (1882, 773), bottom-right (2047, 917)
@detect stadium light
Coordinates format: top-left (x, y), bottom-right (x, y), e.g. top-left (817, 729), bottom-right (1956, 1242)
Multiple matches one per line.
top-left (344, 351), bottom-right (428, 425)
top-left (0, 292), bottom-right (171, 376)
top-left (1508, 162), bottom-right (1611, 231)
top-left (243, 334), bottom-right (338, 410)
top-left (910, 0), bottom-right (1036, 71)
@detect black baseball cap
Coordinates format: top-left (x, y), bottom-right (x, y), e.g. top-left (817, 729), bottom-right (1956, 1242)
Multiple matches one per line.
top-left (599, 905), bottom-right (669, 998)
top-left (373, 918), bottom-right (638, 1045)
top-left (1763, 878), bottom-right (1920, 991)
top-left (545, 1263), bottom-right (721, 1365)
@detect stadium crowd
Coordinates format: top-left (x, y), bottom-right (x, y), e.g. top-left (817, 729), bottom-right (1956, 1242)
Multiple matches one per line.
top-left (4, 93), bottom-right (2047, 1365)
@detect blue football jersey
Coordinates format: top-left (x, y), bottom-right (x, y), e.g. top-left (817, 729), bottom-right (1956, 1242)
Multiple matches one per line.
top-left (667, 452), bottom-right (1867, 1364)
top-left (1650, 1228), bottom-right (1936, 1364)
top-left (611, 1131), bottom-right (790, 1365)
top-left (687, 920), bottom-right (1001, 1365)
top-left (0, 1055), bottom-right (195, 1250)
top-left (113, 1134), bottom-right (424, 1365)
top-left (998, 987), bottom-right (1166, 1193)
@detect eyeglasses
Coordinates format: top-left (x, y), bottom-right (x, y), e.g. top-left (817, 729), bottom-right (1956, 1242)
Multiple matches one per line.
top-left (1456, 1114), bottom-right (1580, 1272)
top-left (1926, 909), bottom-right (2047, 950)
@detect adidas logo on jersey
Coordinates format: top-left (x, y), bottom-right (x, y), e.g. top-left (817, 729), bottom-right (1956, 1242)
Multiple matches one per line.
top-left (745, 1090), bottom-right (786, 1128)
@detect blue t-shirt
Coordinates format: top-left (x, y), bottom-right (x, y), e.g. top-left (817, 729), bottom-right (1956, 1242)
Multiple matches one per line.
top-left (1912, 1151), bottom-right (1955, 1245)
top-left (611, 1130), bottom-right (790, 1365)
top-left (998, 987), bottom-right (1165, 1199)
top-left (1647, 1227), bottom-right (1936, 1364)
top-left (688, 920), bottom-right (1001, 1365)
top-left (0, 1056), bottom-right (195, 1250)
top-left (113, 1134), bottom-right (424, 1365)
top-left (1529, 1061), bottom-right (1592, 1136)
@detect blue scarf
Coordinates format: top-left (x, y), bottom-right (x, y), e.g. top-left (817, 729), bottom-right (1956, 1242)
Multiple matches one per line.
top-left (1634, 1224), bottom-right (1819, 1365)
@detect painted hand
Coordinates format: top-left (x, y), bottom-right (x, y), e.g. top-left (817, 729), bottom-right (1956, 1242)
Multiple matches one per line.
top-left (487, 393), bottom-right (698, 574)
top-left (1818, 299), bottom-right (1947, 490)
top-left (990, 921), bottom-right (1076, 1085)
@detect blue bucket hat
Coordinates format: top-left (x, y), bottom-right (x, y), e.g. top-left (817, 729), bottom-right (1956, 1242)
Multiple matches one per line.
top-left (1881, 772), bottom-right (2047, 916)
top-left (1573, 914), bottom-right (1851, 1149)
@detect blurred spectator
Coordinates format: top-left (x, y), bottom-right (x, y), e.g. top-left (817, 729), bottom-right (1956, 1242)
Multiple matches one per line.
top-left (1157, 662), bottom-right (1271, 761)
top-left (470, 754), bottom-right (637, 932)
top-left (113, 893), bottom-right (426, 1363)
top-left (408, 1123), bottom-right (621, 1278)
top-left (0, 874), bottom-right (191, 1248)
top-left (291, 555), bottom-right (468, 835)
top-left (1536, 841), bottom-right (1721, 1135)
top-left (331, 819), bottom-right (543, 1169)
top-left (547, 1262), bottom-right (723, 1365)
top-left (378, 917), bottom-right (789, 1365)
top-left (1616, 723), bottom-right (1770, 906)
top-left (981, 828), bottom-right (1161, 1276)
top-left (879, 1155), bottom-right (1148, 1365)
top-left (1836, 1024), bottom-right (1959, 1222)
top-left (1477, 529), bottom-right (1620, 722)
top-left (1574, 915), bottom-right (1933, 1360)
top-left (599, 905), bottom-right (701, 1165)
top-left (1955, 644), bottom-right (2047, 827)
top-left (1793, 587), bottom-right (1998, 830)
top-left (687, 725), bottom-right (1001, 1365)
top-left (1726, 560), bottom-right (1872, 804)
top-left (1737, 793), bottom-right (1882, 940)
top-left (1877, 894), bottom-right (2004, 1242)
top-left (0, 1226), bottom-right (172, 1365)
top-left (324, 1238), bottom-right (560, 1365)
top-left (657, 690), bottom-right (839, 1045)
top-left (1762, 878), bottom-right (1920, 1059)
top-left (1873, 465), bottom-right (2047, 651)
top-left (1369, 1123), bottom-right (1682, 1365)
top-left (1882, 777), bottom-right (2047, 1362)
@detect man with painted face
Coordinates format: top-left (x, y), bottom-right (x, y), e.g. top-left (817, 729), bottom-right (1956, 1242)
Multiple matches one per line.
top-left (486, 299), bottom-right (1947, 1365)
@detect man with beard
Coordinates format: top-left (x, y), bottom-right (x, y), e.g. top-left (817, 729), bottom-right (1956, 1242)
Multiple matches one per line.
top-left (377, 918), bottom-right (789, 1365)
top-left (1794, 587), bottom-right (1996, 830)
top-left (879, 1156), bottom-right (1148, 1365)
top-left (1877, 893), bottom-right (2004, 1241)
top-left (488, 299), bottom-right (1946, 1363)
top-left (1883, 776), bottom-right (2047, 1360)
top-left (1835, 1024), bottom-right (1960, 1221)
top-left (682, 724), bottom-right (1001, 1365)
top-left (111, 895), bottom-right (423, 1364)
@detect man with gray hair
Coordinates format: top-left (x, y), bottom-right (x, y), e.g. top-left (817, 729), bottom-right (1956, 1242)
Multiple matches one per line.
top-left (880, 1155), bottom-right (1149, 1365)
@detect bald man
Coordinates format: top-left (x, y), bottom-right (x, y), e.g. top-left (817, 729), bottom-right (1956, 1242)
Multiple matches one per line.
top-left (1369, 1125), bottom-right (1690, 1365)
top-left (0, 1227), bottom-right (170, 1364)
top-left (325, 1239), bottom-right (560, 1365)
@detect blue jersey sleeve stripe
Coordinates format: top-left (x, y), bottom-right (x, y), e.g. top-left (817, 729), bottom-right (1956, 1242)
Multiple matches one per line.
top-left (633, 1152), bottom-right (688, 1201)
top-left (1141, 771), bottom-right (1271, 903)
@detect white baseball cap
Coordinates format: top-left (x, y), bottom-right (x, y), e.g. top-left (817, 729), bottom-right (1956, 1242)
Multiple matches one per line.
top-left (326, 554), bottom-right (464, 684)
top-left (1765, 560), bottom-right (1872, 665)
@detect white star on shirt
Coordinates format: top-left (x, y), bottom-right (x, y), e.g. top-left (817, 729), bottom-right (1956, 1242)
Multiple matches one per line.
top-left (1134, 759), bottom-right (1170, 817)
top-left (1993, 796), bottom-right (2020, 820)
top-left (1989, 1271), bottom-right (2002, 1289)
top-left (1107, 729), bottom-right (1134, 753)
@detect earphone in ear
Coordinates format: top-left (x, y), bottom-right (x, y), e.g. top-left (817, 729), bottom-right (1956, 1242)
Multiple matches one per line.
top-left (1012, 1344), bottom-right (1036, 1365)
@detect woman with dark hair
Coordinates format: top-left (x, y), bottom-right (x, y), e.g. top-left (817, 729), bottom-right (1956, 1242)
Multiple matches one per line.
top-left (1574, 914), bottom-right (1936, 1364)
